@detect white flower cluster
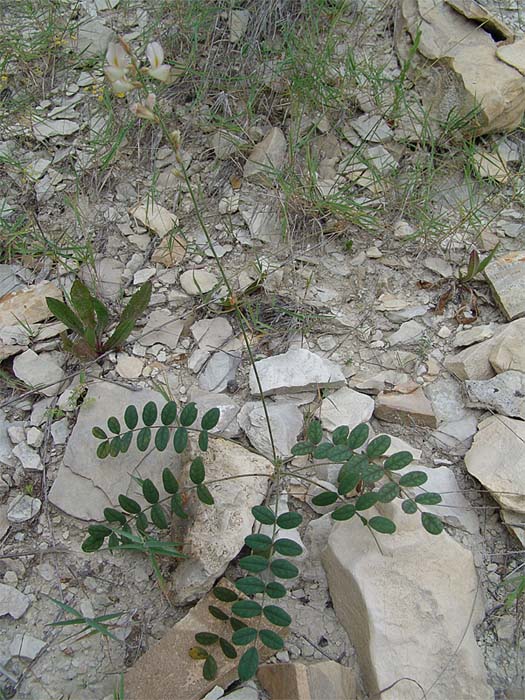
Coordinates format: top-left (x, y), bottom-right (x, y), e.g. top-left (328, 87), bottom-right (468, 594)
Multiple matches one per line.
top-left (104, 40), bottom-right (171, 96)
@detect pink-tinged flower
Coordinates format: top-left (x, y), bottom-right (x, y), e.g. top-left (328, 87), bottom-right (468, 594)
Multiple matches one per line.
top-left (130, 94), bottom-right (157, 120)
top-left (145, 42), bottom-right (170, 82)
top-left (104, 42), bottom-right (131, 82)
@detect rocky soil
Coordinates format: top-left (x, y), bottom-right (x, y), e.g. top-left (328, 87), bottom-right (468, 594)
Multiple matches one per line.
top-left (1, 0), bottom-right (525, 699)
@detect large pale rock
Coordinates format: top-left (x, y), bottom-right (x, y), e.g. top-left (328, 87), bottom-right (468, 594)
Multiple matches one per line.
top-left (465, 415), bottom-right (525, 514)
top-left (126, 579), bottom-right (284, 700)
top-left (322, 502), bottom-right (492, 700)
top-left (239, 189), bottom-right (283, 244)
top-left (0, 281), bottom-right (61, 327)
top-left (489, 319), bottom-right (525, 373)
top-left (49, 382), bottom-right (179, 520)
top-left (395, 0), bottom-right (525, 136)
top-left (238, 401), bottom-right (303, 459)
top-left (374, 388), bottom-right (437, 427)
top-left (484, 251), bottom-right (525, 320)
top-left (188, 389), bottom-right (241, 438)
top-left (0, 583), bottom-right (30, 619)
top-left (191, 317), bottom-right (233, 352)
top-left (171, 439), bottom-right (273, 604)
top-left (130, 201), bottom-right (178, 237)
top-left (249, 348), bottom-right (345, 396)
top-left (199, 343), bottom-right (242, 393)
top-left (80, 257), bottom-right (125, 300)
top-left (180, 269), bottom-right (219, 296)
top-left (258, 661), bottom-right (357, 700)
top-left (320, 386), bottom-right (374, 432)
top-left (466, 370), bottom-right (525, 418)
top-left (140, 309), bottom-right (184, 348)
top-left (445, 332), bottom-right (502, 380)
top-left (13, 349), bottom-right (65, 396)
top-left (244, 127), bottom-right (287, 185)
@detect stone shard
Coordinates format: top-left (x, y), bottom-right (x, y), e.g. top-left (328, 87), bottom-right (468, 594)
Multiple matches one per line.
top-left (151, 236), bottom-right (186, 267)
top-left (465, 414), bottom-right (525, 514)
top-left (238, 401), bottom-right (303, 459)
top-left (12, 349), bottom-right (65, 397)
top-left (484, 250), bottom-right (525, 320)
top-left (249, 348), bottom-right (345, 396)
top-left (489, 319), bottom-right (525, 373)
top-left (258, 661), bottom-right (357, 700)
top-left (80, 257), bottom-right (125, 300)
top-left (0, 281), bottom-right (61, 327)
top-left (139, 309), bottom-right (184, 348)
top-left (130, 201), bottom-right (178, 237)
top-left (465, 370), bottom-right (525, 418)
top-left (199, 344), bottom-right (242, 393)
top-left (395, 0), bottom-right (525, 136)
top-left (191, 317), bottom-right (233, 352)
top-left (125, 579), bottom-right (285, 700)
top-left (322, 501), bottom-right (493, 700)
top-left (0, 583), bottom-right (30, 619)
top-left (180, 269), bottom-right (219, 296)
top-left (374, 388), bottom-right (437, 427)
top-left (243, 127), bottom-right (287, 185)
top-left (445, 331), bottom-right (503, 380)
top-left (320, 386), bottom-right (374, 432)
top-left (170, 439), bottom-right (273, 604)
top-left (49, 382), bottom-right (179, 520)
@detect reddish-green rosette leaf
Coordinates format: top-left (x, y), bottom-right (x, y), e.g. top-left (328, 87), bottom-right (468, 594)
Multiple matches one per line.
top-left (46, 296), bottom-right (84, 335)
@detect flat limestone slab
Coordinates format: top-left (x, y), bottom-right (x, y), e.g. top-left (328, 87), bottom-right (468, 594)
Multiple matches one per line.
top-left (485, 251), bottom-right (525, 320)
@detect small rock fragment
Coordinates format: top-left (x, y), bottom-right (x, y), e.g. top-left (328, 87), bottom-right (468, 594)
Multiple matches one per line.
top-left (130, 202), bottom-right (178, 237)
top-left (13, 349), bottom-right (65, 396)
top-left (13, 442), bottom-right (42, 471)
top-left (249, 348), bottom-right (345, 396)
top-left (0, 281), bottom-right (61, 328)
top-left (7, 495), bottom-right (42, 523)
top-left (140, 310), bottom-right (184, 349)
top-left (9, 633), bottom-right (46, 660)
top-left (258, 661), bottom-right (357, 700)
top-left (116, 354), bottom-right (144, 379)
top-left (238, 401), bottom-right (303, 459)
top-left (375, 388), bottom-right (437, 427)
top-left (244, 127), bottom-right (287, 185)
top-left (320, 387), bottom-right (374, 432)
top-left (0, 583), bottom-right (30, 619)
top-left (180, 269), bottom-right (219, 296)
top-left (485, 250), bottom-right (525, 320)
top-left (229, 9), bottom-right (250, 43)
top-left (191, 318), bottom-right (233, 352)
top-left (466, 370), bottom-right (525, 418)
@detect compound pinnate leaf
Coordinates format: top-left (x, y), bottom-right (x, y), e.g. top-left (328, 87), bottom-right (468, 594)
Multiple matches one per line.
top-left (399, 471), bottom-right (428, 488)
top-left (251, 505), bottom-right (275, 525)
top-left (311, 491), bottom-right (338, 507)
top-left (276, 512), bottom-right (302, 529)
top-left (245, 533), bottom-right (272, 551)
top-left (198, 430), bottom-right (209, 452)
top-left (190, 457), bottom-right (205, 485)
top-left (263, 605), bottom-right (291, 627)
top-left (368, 516), bottom-right (396, 534)
top-left (291, 441), bottom-right (313, 456)
top-left (213, 586), bottom-right (238, 603)
top-left (120, 431), bottom-right (133, 453)
top-left (109, 436), bottom-right (121, 457)
top-left (203, 654), bottom-right (217, 681)
top-left (107, 417), bottom-right (120, 434)
top-left (104, 508), bottom-right (126, 525)
top-left (171, 493), bottom-right (188, 519)
top-left (307, 419), bottom-right (323, 445)
top-left (208, 605), bottom-right (229, 621)
top-left (384, 451), bottom-right (413, 471)
top-left (239, 555), bottom-right (269, 573)
top-left (331, 504), bottom-right (356, 521)
top-left (231, 600), bottom-right (262, 618)
top-left (189, 646), bottom-right (208, 660)
top-left (197, 483), bottom-right (214, 505)
top-left (195, 632), bottom-right (218, 646)
top-left (97, 441), bottom-right (110, 459)
top-left (265, 582), bottom-right (286, 599)
top-left (312, 442), bottom-right (332, 459)
top-left (124, 405), bottom-right (138, 430)
top-left (415, 492), bottom-right (442, 506)
top-left (173, 427), bottom-right (188, 453)
top-left (92, 426), bottom-right (107, 440)
top-left (219, 637), bottom-right (237, 659)
top-left (180, 402), bottom-right (198, 426)
top-left (366, 434), bottom-right (391, 458)
top-left (327, 445), bottom-right (351, 462)
top-left (155, 426), bottom-right (170, 451)
top-left (161, 401), bottom-right (177, 425)
top-left (273, 538), bottom-right (303, 556)
top-left (355, 492), bottom-right (378, 511)
top-left (235, 576), bottom-right (265, 595)
top-left (238, 647), bottom-right (259, 682)
top-left (347, 423), bottom-right (369, 449)
top-left (151, 503), bottom-right (169, 529)
top-left (402, 499), bottom-right (418, 514)
top-left (421, 512), bottom-right (443, 535)
top-left (259, 629), bottom-right (284, 650)
top-left (232, 627), bottom-right (257, 646)
top-left (137, 427), bottom-right (151, 452)
top-left (162, 468), bottom-right (179, 494)
top-left (118, 495), bottom-right (141, 514)
top-left (142, 478), bottom-right (159, 504)
top-left (270, 559), bottom-right (298, 579)
top-left (377, 482), bottom-right (399, 503)
top-left (82, 535), bottom-right (105, 553)
top-left (201, 407), bottom-right (220, 430)
top-left (142, 401), bottom-right (157, 426)
top-left (136, 512), bottom-right (148, 533)
top-left (332, 425), bottom-right (349, 445)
